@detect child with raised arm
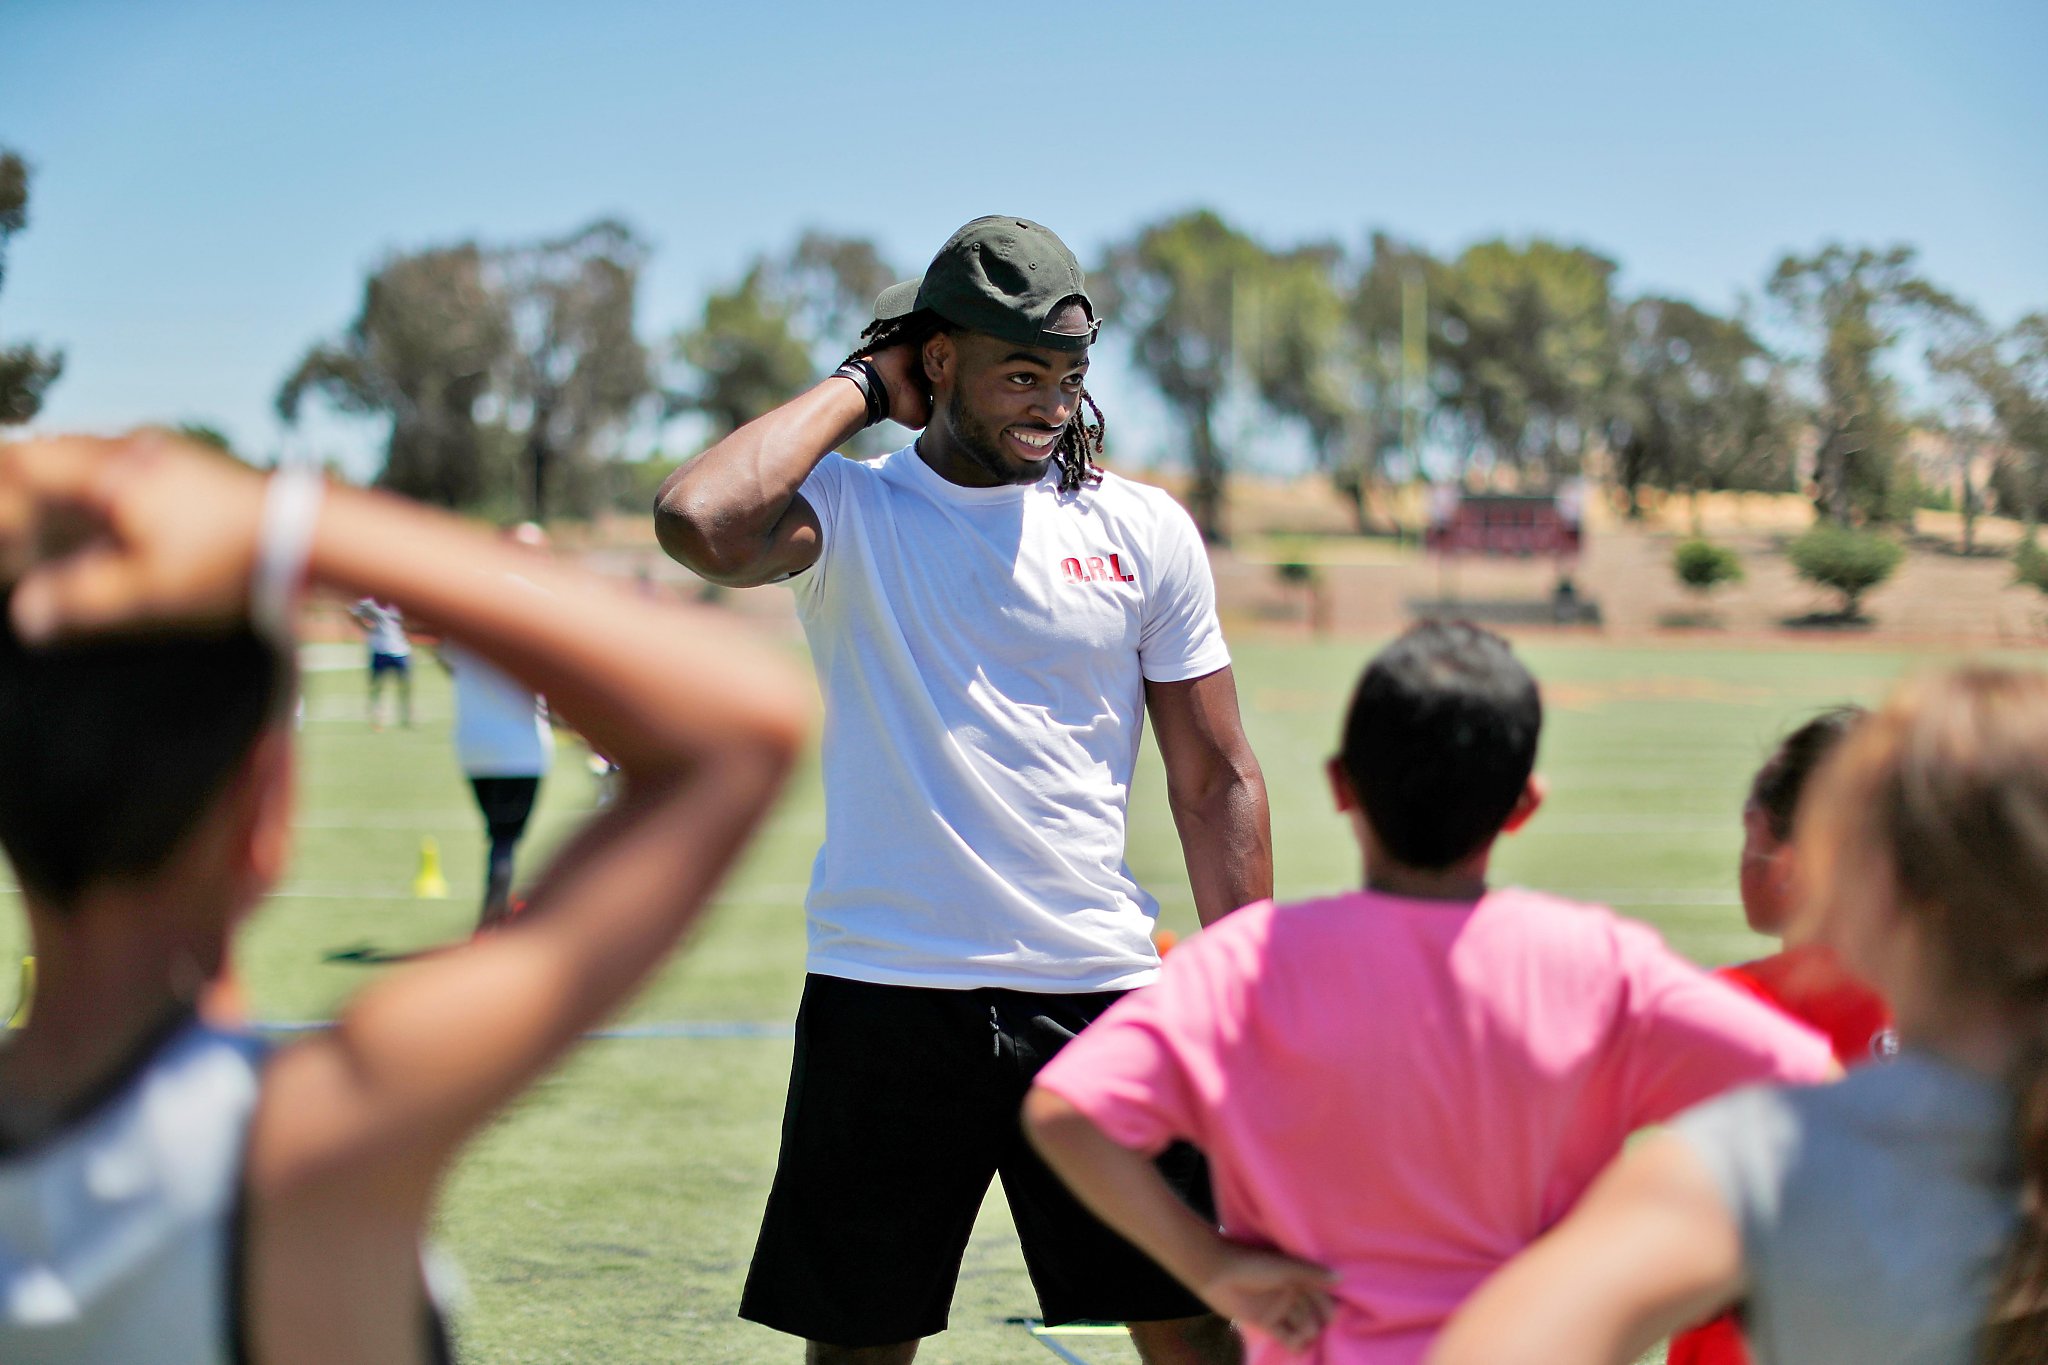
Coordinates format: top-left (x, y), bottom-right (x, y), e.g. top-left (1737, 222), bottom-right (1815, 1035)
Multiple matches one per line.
top-left (1024, 621), bottom-right (1834, 1363)
top-left (0, 433), bottom-right (806, 1365)
top-left (1430, 667), bottom-right (2047, 1365)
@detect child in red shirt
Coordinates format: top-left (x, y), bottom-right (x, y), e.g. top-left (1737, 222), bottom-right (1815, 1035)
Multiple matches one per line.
top-left (1667, 706), bottom-right (1891, 1365)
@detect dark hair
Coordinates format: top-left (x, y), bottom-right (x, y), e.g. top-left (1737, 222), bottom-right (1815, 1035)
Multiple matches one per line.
top-left (847, 310), bottom-right (1106, 494)
top-left (0, 593), bottom-right (289, 909)
top-left (1339, 621), bottom-right (1542, 871)
top-left (1748, 705), bottom-right (1867, 842)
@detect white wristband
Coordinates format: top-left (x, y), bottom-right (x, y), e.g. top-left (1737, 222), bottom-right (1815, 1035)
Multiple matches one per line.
top-left (251, 464), bottom-right (325, 646)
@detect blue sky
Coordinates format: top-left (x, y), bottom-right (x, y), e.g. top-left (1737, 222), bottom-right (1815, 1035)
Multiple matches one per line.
top-left (3, 0), bottom-right (2043, 476)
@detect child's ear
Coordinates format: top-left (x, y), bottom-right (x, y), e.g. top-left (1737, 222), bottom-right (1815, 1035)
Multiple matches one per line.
top-left (1500, 774), bottom-right (1546, 834)
top-left (1326, 756), bottom-right (1357, 813)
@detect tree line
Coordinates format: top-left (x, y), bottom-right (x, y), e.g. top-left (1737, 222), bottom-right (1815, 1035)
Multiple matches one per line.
top-left (3, 148), bottom-right (2044, 542)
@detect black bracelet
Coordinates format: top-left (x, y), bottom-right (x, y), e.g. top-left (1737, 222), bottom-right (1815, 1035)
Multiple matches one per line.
top-left (833, 358), bottom-right (889, 428)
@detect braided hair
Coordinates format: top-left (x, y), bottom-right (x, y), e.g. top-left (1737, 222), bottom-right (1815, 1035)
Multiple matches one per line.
top-left (846, 311), bottom-right (1106, 493)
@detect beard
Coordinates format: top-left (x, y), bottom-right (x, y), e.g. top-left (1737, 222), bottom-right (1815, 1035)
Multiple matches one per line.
top-left (948, 388), bottom-right (1051, 485)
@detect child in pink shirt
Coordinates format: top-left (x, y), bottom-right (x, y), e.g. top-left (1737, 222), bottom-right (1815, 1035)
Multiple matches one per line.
top-left (1026, 622), bottom-right (1835, 1364)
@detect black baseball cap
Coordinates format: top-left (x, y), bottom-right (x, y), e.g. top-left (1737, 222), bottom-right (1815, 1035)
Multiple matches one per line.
top-left (872, 216), bottom-right (1100, 353)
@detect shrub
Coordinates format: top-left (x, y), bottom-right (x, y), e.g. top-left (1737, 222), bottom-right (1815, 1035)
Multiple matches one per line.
top-left (1788, 524), bottom-right (1904, 618)
top-left (1672, 539), bottom-right (1744, 595)
top-left (1275, 561), bottom-right (1316, 587)
top-left (2016, 535), bottom-right (2048, 594)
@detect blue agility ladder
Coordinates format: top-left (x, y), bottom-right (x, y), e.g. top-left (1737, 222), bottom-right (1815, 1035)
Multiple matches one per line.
top-left (1007, 1318), bottom-right (1132, 1364)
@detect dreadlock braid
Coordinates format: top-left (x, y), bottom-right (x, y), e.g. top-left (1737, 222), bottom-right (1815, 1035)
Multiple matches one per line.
top-left (845, 311), bottom-right (1106, 494)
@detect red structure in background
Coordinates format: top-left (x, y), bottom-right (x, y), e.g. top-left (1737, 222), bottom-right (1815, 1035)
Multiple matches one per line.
top-left (1424, 485), bottom-right (1586, 561)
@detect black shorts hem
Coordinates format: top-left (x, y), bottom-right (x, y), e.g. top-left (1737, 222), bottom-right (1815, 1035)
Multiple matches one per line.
top-left (735, 1301), bottom-right (950, 1352)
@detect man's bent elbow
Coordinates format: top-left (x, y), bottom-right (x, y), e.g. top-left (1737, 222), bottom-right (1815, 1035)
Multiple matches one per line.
top-left (653, 487), bottom-right (753, 584)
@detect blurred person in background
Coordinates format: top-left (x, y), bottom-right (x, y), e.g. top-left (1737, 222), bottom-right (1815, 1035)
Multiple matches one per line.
top-left (438, 522), bottom-right (555, 930)
top-left (0, 431), bottom-right (806, 1365)
top-left (1431, 667), bottom-right (2048, 1365)
top-left (349, 594), bottom-right (412, 729)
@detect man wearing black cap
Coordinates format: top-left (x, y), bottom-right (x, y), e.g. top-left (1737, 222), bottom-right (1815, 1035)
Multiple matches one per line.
top-left (656, 217), bottom-right (1270, 1364)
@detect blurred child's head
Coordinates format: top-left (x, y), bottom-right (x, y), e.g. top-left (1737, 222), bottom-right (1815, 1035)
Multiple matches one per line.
top-left (1798, 668), bottom-right (2048, 1024)
top-left (0, 590), bottom-right (292, 919)
top-left (1332, 621), bottom-right (1542, 876)
top-left (1800, 668), bottom-right (2048, 1364)
top-left (1739, 706), bottom-right (1866, 935)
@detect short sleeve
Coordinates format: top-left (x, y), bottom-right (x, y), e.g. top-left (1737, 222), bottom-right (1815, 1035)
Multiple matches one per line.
top-left (1669, 1085), bottom-right (1801, 1267)
top-left (786, 453), bottom-right (852, 597)
top-left (1611, 920), bottom-right (1836, 1126)
top-left (1034, 918), bottom-right (1254, 1155)
top-left (1137, 495), bottom-right (1231, 684)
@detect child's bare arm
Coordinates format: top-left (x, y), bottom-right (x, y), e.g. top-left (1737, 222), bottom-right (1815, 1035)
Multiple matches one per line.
top-left (1023, 1086), bottom-right (1336, 1352)
top-left (0, 433), bottom-right (809, 1205)
top-left (1427, 1134), bottom-right (1745, 1365)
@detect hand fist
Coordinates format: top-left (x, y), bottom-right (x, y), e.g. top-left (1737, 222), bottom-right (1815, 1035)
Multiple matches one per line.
top-left (861, 341), bottom-right (933, 432)
top-left (1197, 1243), bottom-right (1339, 1354)
top-left (0, 432), bottom-right (269, 644)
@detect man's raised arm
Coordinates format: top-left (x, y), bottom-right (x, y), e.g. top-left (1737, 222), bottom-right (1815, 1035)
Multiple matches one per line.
top-left (654, 346), bottom-right (929, 587)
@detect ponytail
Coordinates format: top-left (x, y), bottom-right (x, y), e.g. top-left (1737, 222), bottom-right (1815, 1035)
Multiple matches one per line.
top-left (1800, 669), bottom-right (2048, 1365)
top-left (1982, 1019), bottom-right (2048, 1363)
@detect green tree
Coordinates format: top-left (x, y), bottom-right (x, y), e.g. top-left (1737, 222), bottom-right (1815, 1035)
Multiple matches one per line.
top-left (494, 218), bottom-right (653, 520)
top-left (773, 230), bottom-right (899, 355)
top-left (1936, 314), bottom-right (2048, 529)
top-left (1247, 244), bottom-right (1362, 524)
top-left (1608, 297), bottom-right (1794, 518)
top-left (667, 231), bottom-right (898, 454)
top-left (0, 150), bottom-right (64, 427)
top-left (670, 264), bottom-right (814, 439)
top-left (1767, 244), bottom-right (1970, 526)
top-left (1787, 523), bottom-right (1904, 618)
top-left (1672, 538), bottom-right (1744, 594)
top-left (1433, 239), bottom-right (1620, 484)
top-left (279, 241), bottom-right (510, 508)
top-left (1098, 209), bottom-right (1270, 541)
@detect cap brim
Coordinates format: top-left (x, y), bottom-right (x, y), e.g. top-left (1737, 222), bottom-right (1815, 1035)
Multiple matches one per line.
top-left (872, 278), bottom-right (922, 323)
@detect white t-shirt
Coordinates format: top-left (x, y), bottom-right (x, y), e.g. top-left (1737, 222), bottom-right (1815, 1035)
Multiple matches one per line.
top-left (354, 600), bottom-right (410, 658)
top-left (444, 644), bottom-right (553, 778)
top-left (790, 446), bottom-right (1231, 992)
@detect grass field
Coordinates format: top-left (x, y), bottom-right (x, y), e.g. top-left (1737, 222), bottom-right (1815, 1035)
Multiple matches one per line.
top-left (4, 633), bottom-right (2037, 1363)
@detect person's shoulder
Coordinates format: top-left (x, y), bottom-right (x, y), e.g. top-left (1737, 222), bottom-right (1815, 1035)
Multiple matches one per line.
top-left (1234, 891), bottom-right (1400, 967)
top-left (1079, 469), bottom-right (1195, 524)
top-left (1477, 885), bottom-right (1642, 945)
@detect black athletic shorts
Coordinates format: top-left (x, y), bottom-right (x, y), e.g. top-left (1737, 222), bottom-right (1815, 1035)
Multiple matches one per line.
top-left (468, 776), bottom-right (539, 842)
top-left (739, 973), bottom-right (1213, 1348)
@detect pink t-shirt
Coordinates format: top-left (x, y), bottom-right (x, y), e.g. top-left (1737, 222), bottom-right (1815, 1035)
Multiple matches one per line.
top-left (1034, 890), bottom-right (1835, 1365)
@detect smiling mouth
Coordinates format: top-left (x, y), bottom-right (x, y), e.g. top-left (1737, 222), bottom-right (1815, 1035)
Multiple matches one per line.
top-left (1008, 427), bottom-right (1058, 453)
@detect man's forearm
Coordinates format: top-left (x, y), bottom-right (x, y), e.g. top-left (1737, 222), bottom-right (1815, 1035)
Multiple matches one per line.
top-left (1174, 770), bottom-right (1274, 926)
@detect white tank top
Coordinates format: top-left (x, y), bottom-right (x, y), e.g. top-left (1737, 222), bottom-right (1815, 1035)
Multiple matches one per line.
top-left (0, 1018), bottom-right (265, 1364)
